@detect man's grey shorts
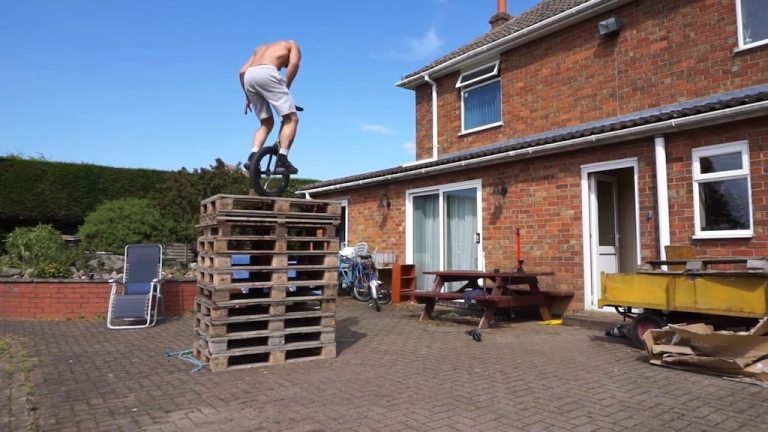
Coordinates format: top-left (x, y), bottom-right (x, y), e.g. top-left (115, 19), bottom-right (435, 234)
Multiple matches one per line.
top-left (243, 65), bottom-right (297, 120)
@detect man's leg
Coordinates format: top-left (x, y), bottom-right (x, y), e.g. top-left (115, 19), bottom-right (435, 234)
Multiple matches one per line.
top-left (275, 112), bottom-right (299, 174)
top-left (278, 112), bottom-right (298, 152)
top-left (244, 115), bottom-right (274, 170)
top-left (252, 115), bottom-right (275, 152)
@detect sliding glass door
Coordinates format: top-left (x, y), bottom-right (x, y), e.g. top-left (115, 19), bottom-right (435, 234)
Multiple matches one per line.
top-left (408, 181), bottom-right (481, 291)
top-left (413, 194), bottom-right (439, 291)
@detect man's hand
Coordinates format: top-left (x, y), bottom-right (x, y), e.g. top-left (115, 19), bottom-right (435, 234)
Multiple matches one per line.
top-left (244, 99), bottom-right (252, 115)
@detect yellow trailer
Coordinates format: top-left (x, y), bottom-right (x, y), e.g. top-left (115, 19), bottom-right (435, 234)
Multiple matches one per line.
top-left (599, 257), bottom-right (768, 347)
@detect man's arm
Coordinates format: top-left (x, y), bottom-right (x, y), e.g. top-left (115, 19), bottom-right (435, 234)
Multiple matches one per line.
top-left (240, 53), bottom-right (256, 114)
top-left (284, 42), bottom-right (301, 89)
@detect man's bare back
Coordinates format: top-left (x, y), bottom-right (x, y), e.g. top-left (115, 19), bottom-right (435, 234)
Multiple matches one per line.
top-left (240, 40), bottom-right (301, 88)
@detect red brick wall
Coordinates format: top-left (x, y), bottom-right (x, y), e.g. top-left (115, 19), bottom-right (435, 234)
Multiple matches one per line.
top-left (0, 279), bottom-right (197, 320)
top-left (320, 118), bottom-right (768, 312)
top-left (415, 0), bottom-right (768, 157)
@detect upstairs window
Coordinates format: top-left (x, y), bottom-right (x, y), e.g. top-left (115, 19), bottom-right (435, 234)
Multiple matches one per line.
top-left (692, 141), bottom-right (753, 239)
top-left (457, 61), bottom-right (501, 133)
top-left (737, 0), bottom-right (768, 49)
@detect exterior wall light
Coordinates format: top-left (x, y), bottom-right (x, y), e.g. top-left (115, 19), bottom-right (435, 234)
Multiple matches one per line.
top-left (598, 16), bottom-right (621, 37)
top-left (491, 177), bottom-right (508, 197)
top-left (378, 194), bottom-right (392, 210)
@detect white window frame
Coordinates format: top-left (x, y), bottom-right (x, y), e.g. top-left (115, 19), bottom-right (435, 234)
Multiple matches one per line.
top-left (456, 61), bottom-right (499, 88)
top-left (692, 141), bottom-right (753, 239)
top-left (338, 198), bottom-right (349, 248)
top-left (405, 179), bottom-right (484, 271)
top-left (736, 0), bottom-right (768, 50)
top-left (456, 61), bottom-right (502, 134)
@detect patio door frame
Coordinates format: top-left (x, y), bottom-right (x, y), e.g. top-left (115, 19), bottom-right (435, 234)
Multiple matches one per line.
top-left (580, 158), bottom-right (641, 311)
top-left (405, 179), bottom-right (484, 291)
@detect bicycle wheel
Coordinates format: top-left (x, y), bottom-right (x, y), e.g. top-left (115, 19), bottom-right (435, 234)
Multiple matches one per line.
top-left (352, 272), bottom-right (371, 301)
top-left (249, 145), bottom-right (290, 197)
top-left (376, 282), bottom-right (392, 305)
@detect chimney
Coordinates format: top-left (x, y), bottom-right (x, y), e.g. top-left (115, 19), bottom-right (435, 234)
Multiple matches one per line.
top-left (489, 0), bottom-right (512, 29)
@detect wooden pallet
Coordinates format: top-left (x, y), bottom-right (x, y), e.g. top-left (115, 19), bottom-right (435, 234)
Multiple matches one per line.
top-left (196, 283), bottom-right (336, 304)
top-left (195, 297), bottom-right (336, 321)
top-left (193, 340), bottom-right (336, 371)
top-left (197, 266), bottom-right (337, 286)
top-left (199, 222), bottom-right (338, 241)
top-left (197, 251), bottom-right (338, 270)
top-left (195, 312), bottom-right (336, 337)
top-left (195, 326), bottom-right (336, 354)
top-left (197, 237), bottom-right (339, 256)
top-left (199, 195), bottom-right (341, 226)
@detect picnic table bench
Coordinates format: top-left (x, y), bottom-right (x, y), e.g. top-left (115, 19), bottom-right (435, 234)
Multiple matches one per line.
top-left (414, 270), bottom-right (569, 328)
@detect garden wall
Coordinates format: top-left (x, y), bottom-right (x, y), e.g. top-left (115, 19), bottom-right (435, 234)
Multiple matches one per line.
top-left (0, 278), bottom-right (197, 320)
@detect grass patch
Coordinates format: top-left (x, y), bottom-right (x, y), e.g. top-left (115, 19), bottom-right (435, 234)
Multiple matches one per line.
top-left (0, 336), bottom-right (40, 431)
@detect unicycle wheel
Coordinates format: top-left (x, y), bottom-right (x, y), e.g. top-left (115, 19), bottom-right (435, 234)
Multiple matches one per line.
top-left (249, 146), bottom-right (290, 197)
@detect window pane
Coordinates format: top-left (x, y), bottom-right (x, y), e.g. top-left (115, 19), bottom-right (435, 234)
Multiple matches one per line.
top-left (699, 152), bottom-right (742, 174)
top-left (413, 194), bottom-right (439, 291)
top-left (741, 0), bottom-right (768, 45)
top-left (458, 64), bottom-right (496, 86)
top-left (596, 180), bottom-right (616, 247)
top-left (463, 80), bottom-right (501, 130)
top-left (698, 178), bottom-right (750, 231)
top-left (444, 189), bottom-right (478, 291)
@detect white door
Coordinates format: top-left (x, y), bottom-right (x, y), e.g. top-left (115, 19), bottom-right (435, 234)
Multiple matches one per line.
top-left (589, 174), bottom-right (620, 304)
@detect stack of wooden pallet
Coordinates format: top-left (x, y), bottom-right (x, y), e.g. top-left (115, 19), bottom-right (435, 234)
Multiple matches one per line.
top-left (193, 194), bottom-right (341, 371)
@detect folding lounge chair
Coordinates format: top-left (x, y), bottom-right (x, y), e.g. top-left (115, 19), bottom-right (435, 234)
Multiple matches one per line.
top-left (107, 244), bottom-right (163, 329)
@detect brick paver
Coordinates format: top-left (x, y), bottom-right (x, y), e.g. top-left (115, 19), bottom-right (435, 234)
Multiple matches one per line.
top-left (2, 298), bottom-right (766, 431)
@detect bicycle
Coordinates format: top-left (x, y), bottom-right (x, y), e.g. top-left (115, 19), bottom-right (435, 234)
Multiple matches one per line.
top-left (337, 247), bottom-right (363, 298)
top-left (247, 106), bottom-right (303, 197)
top-left (353, 252), bottom-right (392, 311)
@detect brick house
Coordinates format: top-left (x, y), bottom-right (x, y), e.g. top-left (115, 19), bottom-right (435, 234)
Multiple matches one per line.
top-left (299, 0), bottom-right (768, 313)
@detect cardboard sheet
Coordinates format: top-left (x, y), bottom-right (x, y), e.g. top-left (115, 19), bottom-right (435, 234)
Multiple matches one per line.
top-left (643, 317), bottom-right (768, 382)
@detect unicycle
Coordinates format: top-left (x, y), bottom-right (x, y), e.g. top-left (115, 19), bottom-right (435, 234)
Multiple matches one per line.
top-left (248, 106), bottom-right (303, 197)
top-left (249, 143), bottom-right (290, 197)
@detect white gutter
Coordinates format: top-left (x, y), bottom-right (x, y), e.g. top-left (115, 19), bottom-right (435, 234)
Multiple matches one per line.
top-left (396, 0), bottom-right (633, 89)
top-left (424, 74), bottom-right (439, 159)
top-left (301, 101), bottom-right (768, 195)
top-left (654, 135), bottom-right (671, 260)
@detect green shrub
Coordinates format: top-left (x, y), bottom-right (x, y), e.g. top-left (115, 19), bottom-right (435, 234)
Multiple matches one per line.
top-left (78, 198), bottom-right (174, 253)
top-left (4, 224), bottom-right (67, 271)
top-left (33, 262), bottom-right (72, 278)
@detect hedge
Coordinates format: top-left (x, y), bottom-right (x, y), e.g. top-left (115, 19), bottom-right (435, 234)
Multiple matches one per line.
top-left (0, 157), bottom-right (171, 231)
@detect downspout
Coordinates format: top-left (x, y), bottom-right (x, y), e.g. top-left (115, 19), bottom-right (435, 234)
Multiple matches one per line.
top-left (654, 135), bottom-right (671, 260)
top-left (423, 74), bottom-right (439, 159)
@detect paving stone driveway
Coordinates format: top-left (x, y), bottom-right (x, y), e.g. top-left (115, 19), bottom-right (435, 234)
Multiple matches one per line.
top-left (2, 298), bottom-right (767, 432)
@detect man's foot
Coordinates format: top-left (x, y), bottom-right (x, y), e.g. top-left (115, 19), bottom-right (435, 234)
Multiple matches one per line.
top-left (243, 151), bottom-right (257, 171)
top-left (274, 157), bottom-right (298, 175)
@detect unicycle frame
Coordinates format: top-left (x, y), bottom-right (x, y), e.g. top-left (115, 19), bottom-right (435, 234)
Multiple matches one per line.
top-left (248, 106), bottom-right (302, 197)
top-left (249, 143), bottom-right (290, 197)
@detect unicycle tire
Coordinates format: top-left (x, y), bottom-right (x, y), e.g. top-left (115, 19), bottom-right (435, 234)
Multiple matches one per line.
top-left (249, 146), bottom-right (290, 197)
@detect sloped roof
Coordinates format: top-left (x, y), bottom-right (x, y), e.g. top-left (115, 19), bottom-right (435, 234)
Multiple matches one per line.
top-left (400, 0), bottom-right (591, 82)
top-left (299, 84), bottom-right (768, 193)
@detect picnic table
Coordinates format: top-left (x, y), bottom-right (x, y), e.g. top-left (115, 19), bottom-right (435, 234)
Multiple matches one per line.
top-left (413, 270), bottom-right (568, 329)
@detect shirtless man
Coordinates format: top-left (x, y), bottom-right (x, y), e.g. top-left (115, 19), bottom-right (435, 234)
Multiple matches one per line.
top-left (240, 40), bottom-right (301, 175)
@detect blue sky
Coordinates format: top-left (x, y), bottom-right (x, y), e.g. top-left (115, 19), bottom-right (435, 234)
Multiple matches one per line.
top-left (1, 0), bottom-right (539, 180)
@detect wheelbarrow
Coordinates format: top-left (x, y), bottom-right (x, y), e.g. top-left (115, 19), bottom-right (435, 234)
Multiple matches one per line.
top-left (599, 257), bottom-right (768, 348)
